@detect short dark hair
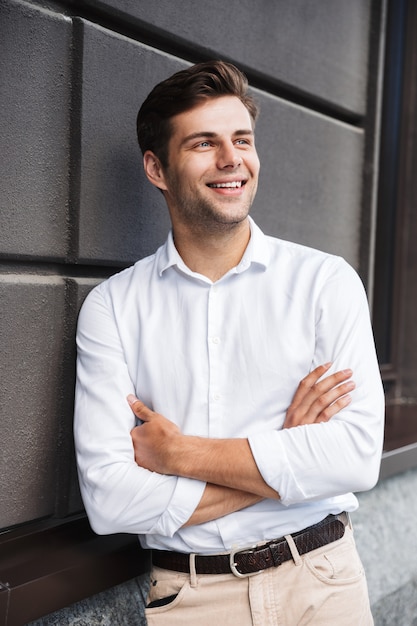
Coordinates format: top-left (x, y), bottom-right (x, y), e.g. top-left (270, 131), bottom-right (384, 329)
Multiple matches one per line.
top-left (136, 60), bottom-right (259, 167)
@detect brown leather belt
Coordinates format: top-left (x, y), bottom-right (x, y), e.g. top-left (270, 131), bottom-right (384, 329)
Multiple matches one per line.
top-left (152, 513), bottom-right (348, 577)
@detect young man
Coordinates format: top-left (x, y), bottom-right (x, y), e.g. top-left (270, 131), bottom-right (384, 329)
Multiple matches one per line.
top-left (74, 61), bottom-right (384, 624)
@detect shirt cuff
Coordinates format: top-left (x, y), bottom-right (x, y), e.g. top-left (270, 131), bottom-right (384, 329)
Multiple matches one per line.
top-left (248, 430), bottom-right (306, 506)
top-left (149, 476), bottom-right (206, 537)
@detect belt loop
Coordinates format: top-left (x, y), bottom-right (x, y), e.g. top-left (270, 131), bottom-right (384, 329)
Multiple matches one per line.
top-left (346, 511), bottom-right (353, 531)
top-left (284, 534), bottom-right (302, 567)
top-left (189, 553), bottom-right (198, 587)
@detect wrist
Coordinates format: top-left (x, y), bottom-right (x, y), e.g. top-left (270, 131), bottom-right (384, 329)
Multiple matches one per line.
top-left (165, 431), bottom-right (189, 476)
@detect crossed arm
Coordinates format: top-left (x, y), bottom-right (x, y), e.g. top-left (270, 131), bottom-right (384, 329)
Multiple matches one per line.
top-left (129, 363), bottom-right (354, 526)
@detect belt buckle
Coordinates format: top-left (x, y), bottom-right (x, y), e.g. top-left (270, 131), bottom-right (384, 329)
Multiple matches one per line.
top-left (229, 545), bottom-right (264, 578)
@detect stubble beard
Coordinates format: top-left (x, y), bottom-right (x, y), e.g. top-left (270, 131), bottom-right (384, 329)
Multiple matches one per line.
top-left (168, 180), bottom-right (257, 237)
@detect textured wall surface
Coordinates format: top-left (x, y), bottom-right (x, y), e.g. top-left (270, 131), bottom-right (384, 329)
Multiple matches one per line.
top-left (4, 0), bottom-right (415, 624)
top-left (1, 1), bottom-right (71, 259)
top-left (355, 467), bottom-right (417, 624)
top-left (83, 0), bottom-right (371, 114)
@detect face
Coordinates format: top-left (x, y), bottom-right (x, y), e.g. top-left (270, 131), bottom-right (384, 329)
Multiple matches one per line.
top-left (144, 96), bottom-right (260, 236)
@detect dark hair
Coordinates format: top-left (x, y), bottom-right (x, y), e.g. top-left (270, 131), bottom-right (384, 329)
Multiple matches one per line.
top-left (136, 60), bottom-right (259, 167)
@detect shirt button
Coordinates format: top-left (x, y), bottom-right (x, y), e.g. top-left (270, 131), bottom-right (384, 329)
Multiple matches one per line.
top-left (213, 394), bottom-right (221, 401)
top-left (211, 336), bottom-right (220, 344)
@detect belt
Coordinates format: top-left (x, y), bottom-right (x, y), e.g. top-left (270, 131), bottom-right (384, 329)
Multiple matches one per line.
top-left (152, 512), bottom-right (348, 577)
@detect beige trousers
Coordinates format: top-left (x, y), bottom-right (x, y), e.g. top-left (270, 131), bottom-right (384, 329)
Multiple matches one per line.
top-left (145, 526), bottom-right (373, 626)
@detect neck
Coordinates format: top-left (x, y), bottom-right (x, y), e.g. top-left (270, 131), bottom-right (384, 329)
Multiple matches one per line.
top-left (172, 219), bottom-right (251, 282)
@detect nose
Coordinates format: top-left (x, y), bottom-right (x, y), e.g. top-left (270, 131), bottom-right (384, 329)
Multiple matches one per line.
top-left (217, 142), bottom-right (242, 169)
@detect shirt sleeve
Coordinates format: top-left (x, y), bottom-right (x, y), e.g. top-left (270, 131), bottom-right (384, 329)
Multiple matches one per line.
top-left (248, 256), bottom-right (385, 506)
top-left (73, 283), bottom-right (205, 536)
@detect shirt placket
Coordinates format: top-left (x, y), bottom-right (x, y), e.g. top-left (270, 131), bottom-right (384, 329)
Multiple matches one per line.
top-left (207, 283), bottom-right (224, 438)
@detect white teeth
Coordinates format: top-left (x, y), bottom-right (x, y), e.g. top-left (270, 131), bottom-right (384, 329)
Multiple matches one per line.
top-left (209, 181), bottom-right (242, 188)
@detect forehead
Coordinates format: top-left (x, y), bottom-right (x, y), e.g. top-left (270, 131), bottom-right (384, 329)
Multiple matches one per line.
top-left (169, 96), bottom-right (254, 142)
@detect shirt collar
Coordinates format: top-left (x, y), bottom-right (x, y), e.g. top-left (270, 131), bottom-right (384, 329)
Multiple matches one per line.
top-left (157, 216), bottom-right (271, 278)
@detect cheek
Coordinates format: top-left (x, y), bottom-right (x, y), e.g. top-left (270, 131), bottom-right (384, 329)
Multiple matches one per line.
top-left (251, 154), bottom-right (261, 176)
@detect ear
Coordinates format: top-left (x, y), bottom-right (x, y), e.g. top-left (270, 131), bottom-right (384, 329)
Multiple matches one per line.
top-left (143, 151), bottom-right (168, 191)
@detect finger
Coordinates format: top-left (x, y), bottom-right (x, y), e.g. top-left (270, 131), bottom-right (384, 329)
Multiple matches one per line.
top-left (290, 362), bottom-right (332, 407)
top-left (127, 395), bottom-right (152, 421)
top-left (312, 369), bottom-right (353, 396)
top-left (308, 379), bottom-right (355, 420)
top-left (315, 393), bottom-right (353, 423)
top-left (285, 377), bottom-right (355, 427)
top-left (293, 369), bottom-right (353, 412)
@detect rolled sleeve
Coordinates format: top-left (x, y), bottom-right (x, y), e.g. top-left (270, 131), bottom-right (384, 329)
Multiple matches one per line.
top-left (149, 477), bottom-right (206, 537)
top-left (249, 431), bottom-right (306, 505)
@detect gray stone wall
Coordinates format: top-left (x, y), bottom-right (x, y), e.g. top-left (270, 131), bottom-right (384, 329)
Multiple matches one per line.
top-left (355, 467), bottom-right (417, 625)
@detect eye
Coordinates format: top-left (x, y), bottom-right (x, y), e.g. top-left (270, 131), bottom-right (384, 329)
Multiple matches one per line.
top-left (192, 140), bottom-right (213, 149)
top-left (235, 138), bottom-right (252, 146)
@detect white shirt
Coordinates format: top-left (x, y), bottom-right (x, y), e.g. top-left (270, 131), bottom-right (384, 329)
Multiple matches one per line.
top-left (74, 218), bottom-right (384, 554)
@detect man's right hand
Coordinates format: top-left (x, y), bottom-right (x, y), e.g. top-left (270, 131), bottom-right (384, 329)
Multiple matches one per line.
top-left (284, 363), bottom-right (355, 428)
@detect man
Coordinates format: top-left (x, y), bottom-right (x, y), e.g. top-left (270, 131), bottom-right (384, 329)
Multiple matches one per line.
top-left (74, 61), bottom-right (384, 625)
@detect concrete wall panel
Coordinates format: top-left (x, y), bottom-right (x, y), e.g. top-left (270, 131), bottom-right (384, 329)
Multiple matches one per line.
top-left (0, 276), bottom-right (66, 528)
top-left (0, 0), bottom-right (71, 260)
top-left (252, 91), bottom-right (363, 268)
top-left (85, 0), bottom-right (371, 115)
top-left (77, 21), bottom-right (181, 264)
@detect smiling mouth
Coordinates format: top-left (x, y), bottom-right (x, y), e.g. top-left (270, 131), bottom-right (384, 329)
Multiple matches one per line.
top-left (207, 180), bottom-right (246, 189)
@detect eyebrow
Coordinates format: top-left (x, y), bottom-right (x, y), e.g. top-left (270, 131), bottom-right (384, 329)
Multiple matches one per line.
top-left (180, 129), bottom-right (254, 147)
